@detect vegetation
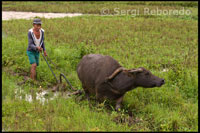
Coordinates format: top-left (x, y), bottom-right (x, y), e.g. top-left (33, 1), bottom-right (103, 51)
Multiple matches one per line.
top-left (2, 1), bottom-right (198, 18)
top-left (2, 1), bottom-right (198, 132)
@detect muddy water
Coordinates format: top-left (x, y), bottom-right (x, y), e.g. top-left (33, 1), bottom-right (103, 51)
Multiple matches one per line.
top-left (2, 11), bottom-right (83, 20)
top-left (14, 87), bottom-right (60, 104)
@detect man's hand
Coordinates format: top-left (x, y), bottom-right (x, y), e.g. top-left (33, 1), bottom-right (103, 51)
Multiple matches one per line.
top-left (40, 48), bottom-right (43, 52)
top-left (36, 46), bottom-right (40, 50)
top-left (36, 46), bottom-right (42, 51)
top-left (36, 46), bottom-right (43, 52)
top-left (44, 51), bottom-right (47, 56)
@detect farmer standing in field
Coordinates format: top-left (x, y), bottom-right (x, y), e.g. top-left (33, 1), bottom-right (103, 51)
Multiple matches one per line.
top-left (27, 18), bottom-right (47, 80)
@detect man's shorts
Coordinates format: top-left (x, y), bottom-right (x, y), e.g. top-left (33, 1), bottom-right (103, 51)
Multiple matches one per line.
top-left (27, 50), bottom-right (40, 66)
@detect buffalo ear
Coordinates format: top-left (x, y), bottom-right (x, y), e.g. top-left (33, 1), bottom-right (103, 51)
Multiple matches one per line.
top-left (123, 68), bottom-right (143, 77)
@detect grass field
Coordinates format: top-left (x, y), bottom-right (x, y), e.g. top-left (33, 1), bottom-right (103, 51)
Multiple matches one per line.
top-left (2, 1), bottom-right (198, 132)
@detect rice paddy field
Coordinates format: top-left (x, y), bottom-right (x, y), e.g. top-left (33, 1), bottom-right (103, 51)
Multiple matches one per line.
top-left (2, 1), bottom-right (198, 132)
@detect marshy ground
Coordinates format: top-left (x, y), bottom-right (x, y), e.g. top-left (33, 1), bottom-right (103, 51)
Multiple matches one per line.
top-left (2, 1), bottom-right (198, 132)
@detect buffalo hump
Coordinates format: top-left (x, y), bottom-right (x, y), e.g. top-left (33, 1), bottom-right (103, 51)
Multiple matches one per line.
top-left (77, 54), bottom-right (121, 94)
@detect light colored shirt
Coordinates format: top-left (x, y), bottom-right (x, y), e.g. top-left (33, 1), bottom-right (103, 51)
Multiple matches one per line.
top-left (27, 28), bottom-right (45, 52)
top-left (33, 29), bottom-right (42, 47)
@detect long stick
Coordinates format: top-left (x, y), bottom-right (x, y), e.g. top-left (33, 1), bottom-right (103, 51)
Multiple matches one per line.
top-left (41, 53), bottom-right (59, 83)
top-left (60, 73), bottom-right (74, 90)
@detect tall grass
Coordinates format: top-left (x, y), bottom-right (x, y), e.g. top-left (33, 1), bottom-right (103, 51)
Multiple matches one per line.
top-left (2, 3), bottom-right (198, 131)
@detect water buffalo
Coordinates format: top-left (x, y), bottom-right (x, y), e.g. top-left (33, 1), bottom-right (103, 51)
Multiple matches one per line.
top-left (77, 54), bottom-right (165, 110)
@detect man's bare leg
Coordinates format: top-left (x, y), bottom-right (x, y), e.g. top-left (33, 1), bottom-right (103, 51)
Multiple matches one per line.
top-left (30, 63), bottom-right (37, 80)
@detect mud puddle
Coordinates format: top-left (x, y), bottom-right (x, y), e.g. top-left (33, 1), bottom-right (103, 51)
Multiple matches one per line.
top-left (5, 68), bottom-right (82, 104)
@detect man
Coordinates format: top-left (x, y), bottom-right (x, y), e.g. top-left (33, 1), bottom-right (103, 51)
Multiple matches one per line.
top-left (27, 18), bottom-right (47, 80)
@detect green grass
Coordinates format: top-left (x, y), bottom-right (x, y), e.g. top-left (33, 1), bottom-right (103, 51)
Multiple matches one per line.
top-left (2, 2), bottom-right (198, 132)
top-left (2, 1), bottom-right (198, 20)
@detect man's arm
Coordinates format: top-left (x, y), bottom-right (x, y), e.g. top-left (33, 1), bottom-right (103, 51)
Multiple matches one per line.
top-left (28, 32), bottom-right (38, 51)
top-left (41, 31), bottom-right (47, 56)
top-left (41, 31), bottom-right (46, 51)
top-left (41, 41), bottom-right (46, 52)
